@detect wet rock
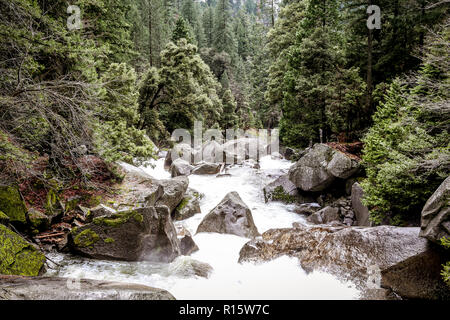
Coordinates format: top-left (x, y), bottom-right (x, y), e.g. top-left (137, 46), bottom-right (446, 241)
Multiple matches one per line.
top-left (69, 206), bottom-right (181, 262)
top-left (173, 189), bottom-right (202, 221)
top-left (288, 144), bottom-right (360, 192)
top-left (293, 203), bottom-right (322, 216)
top-left (168, 256), bottom-right (213, 279)
top-left (239, 224), bottom-right (450, 299)
top-left (0, 185), bottom-right (27, 224)
top-left (0, 224), bottom-right (46, 276)
top-left (192, 162), bottom-right (221, 175)
top-left (0, 276), bottom-right (175, 300)
top-left (351, 183), bottom-right (371, 227)
top-left (263, 175), bottom-right (299, 203)
top-left (196, 191), bottom-right (260, 238)
top-left (420, 176), bottom-right (450, 244)
top-left (170, 158), bottom-right (194, 177)
top-left (175, 224), bottom-right (199, 256)
top-left (156, 176), bottom-right (189, 213)
top-left (306, 206), bottom-right (340, 225)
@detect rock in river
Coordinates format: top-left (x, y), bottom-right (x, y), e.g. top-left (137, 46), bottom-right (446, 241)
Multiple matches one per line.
top-left (420, 176), bottom-right (450, 244)
top-left (288, 144), bottom-right (360, 192)
top-left (239, 223), bottom-right (450, 299)
top-left (69, 206), bottom-right (181, 263)
top-left (0, 276), bottom-right (175, 300)
top-left (196, 191), bottom-right (260, 238)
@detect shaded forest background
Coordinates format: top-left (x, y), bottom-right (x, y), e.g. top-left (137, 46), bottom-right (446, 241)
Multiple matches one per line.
top-left (0, 0), bottom-right (448, 227)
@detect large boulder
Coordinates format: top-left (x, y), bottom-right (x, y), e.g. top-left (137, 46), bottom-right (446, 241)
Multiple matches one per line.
top-left (239, 224), bottom-right (450, 299)
top-left (288, 144), bottom-right (360, 192)
top-left (0, 185), bottom-right (27, 224)
top-left (172, 188), bottom-right (202, 221)
top-left (351, 183), bottom-right (371, 227)
top-left (155, 176), bottom-right (189, 213)
top-left (196, 192), bottom-right (260, 238)
top-left (68, 206), bottom-right (181, 262)
top-left (192, 162), bottom-right (221, 175)
top-left (170, 158), bottom-right (194, 177)
top-left (0, 224), bottom-right (46, 276)
top-left (0, 276), bottom-right (175, 300)
top-left (420, 176), bottom-right (450, 244)
top-left (306, 206), bottom-right (340, 225)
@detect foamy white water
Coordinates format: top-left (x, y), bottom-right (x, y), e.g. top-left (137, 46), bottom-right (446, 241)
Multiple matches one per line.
top-left (46, 156), bottom-right (360, 299)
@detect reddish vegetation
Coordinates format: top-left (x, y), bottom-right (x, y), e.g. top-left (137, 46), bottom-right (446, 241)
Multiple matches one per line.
top-left (327, 142), bottom-right (364, 161)
top-left (18, 155), bottom-right (118, 213)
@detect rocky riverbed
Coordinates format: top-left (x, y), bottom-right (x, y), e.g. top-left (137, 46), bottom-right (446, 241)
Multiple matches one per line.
top-left (1, 140), bottom-right (448, 300)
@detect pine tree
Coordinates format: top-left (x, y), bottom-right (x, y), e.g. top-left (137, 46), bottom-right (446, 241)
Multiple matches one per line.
top-left (213, 0), bottom-right (236, 55)
top-left (172, 17), bottom-right (195, 44)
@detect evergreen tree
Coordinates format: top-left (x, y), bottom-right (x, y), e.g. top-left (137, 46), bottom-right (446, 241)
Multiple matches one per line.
top-left (213, 0), bottom-right (236, 55)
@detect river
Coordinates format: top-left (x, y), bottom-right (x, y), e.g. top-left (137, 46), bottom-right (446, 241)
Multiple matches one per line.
top-left (45, 156), bottom-right (360, 299)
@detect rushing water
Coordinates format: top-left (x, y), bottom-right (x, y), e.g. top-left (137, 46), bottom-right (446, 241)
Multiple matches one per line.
top-left (46, 156), bottom-right (360, 299)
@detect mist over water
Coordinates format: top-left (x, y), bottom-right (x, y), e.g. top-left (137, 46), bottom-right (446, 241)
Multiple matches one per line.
top-left (46, 156), bottom-right (360, 300)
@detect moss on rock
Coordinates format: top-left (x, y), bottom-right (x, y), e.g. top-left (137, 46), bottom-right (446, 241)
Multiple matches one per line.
top-left (0, 224), bottom-right (46, 276)
top-left (92, 210), bottom-right (144, 227)
top-left (104, 237), bottom-right (115, 243)
top-left (0, 185), bottom-right (27, 223)
top-left (0, 210), bottom-right (10, 225)
top-left (28, 209), bottom-right (51, 232)
top-left (73, 229), bottom-right (100, 248)
top-left (271, 186), bottom-right (298, 204)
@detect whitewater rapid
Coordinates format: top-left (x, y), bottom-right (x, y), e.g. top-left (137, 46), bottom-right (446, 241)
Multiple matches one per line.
top-left (46, 156), bottom-right (360, 299)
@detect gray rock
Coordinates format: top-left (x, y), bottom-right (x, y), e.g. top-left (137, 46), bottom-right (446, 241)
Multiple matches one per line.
top-left (239, 224), bottom-right (450, 300)
top-left (288, 144), bottom-right (360, 192)
top-left (293, 203), bottom-right (322, 216)
top-left (69, 206), bottom-right (181, 263)
top-left (192, 162), bottom-right (221, 175)
top-left (0, 276), bottom-right (175, 300)
top-left (175, 225), bottom-right (199, 256)
top-left (173, 189), bottom-right (202, 221)
top-left (263, 175), bottom-right (299, 203)
top-left (196, 192), bottom-right (260, 238)
top-left (420, 176), bottom-right (450, 244)
top-left (170, 158), bottom-right (194, 177)
top-left (351, 183), bottom-right (371, 227)
top-left (168, 256), bottom-right (213, 278)
top-left (307, 206), bottom-right (340, 225)
top-left (156, 176), bottom-right (189, 213)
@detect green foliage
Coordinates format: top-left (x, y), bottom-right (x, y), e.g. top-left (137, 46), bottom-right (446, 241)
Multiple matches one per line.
top-left (361, 78), bottom-right (449, 224)
top-left (172, 17), bottom-right (195, 44)
top-left (95, 63), bottom-right (156, 165)
top-left (139, 39), bottom-right (223, 136)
